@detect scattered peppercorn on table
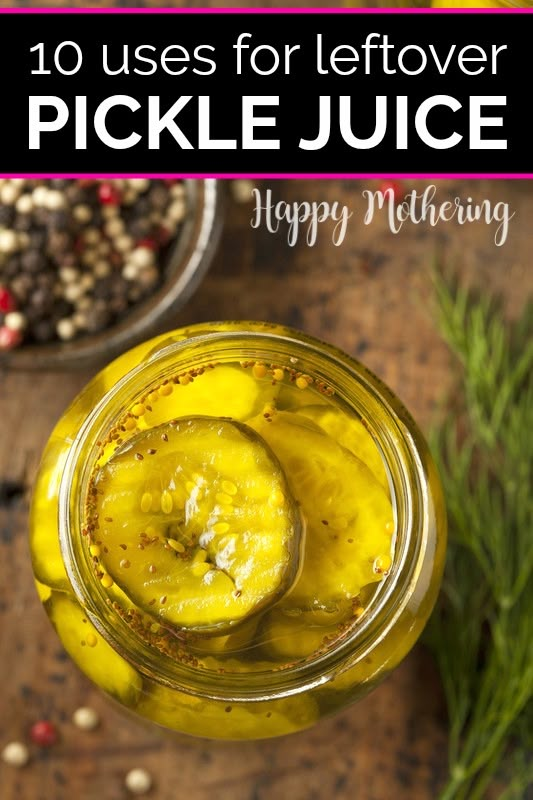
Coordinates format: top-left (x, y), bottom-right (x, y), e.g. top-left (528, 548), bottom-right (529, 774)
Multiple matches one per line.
top-left (0, 177), bottom-right (529, 800)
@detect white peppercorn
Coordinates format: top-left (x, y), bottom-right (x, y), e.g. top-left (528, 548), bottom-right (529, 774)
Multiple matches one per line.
top-left (72, 706), bottom-right (100, 731)
top-left (59, 266), bottom-right (80, 284)
top-left (122, 262), bottom-right (140, 281)
top-left (1, 183), bottom-right (21, 205)
top-left (101, 204), bottom-right (119, 220)
top-left (125, 768), bottom-right (153, 795)
top-left (1, 741), bottom-right (30, 768)
top-left (105, 217), bottom-right (125, 238)
top-left (0, 229), bottom-right (19, 254)
top-left (44, 189), bottom-right (67, 211)
top-left (56, 318), bottom-right (76, 341)
top-left (75, 296), bottom-right (92, 312)
top-left (32, 186), bottom-right (49, 207)
top-left (81, 249), bottom-right (98, 267)
top-left (130, 246), bottom-right (154, 270)
top-left (4, 311), bottom-right (27, 331)
top-left (63, 283), bottom-right (85, 303)
top-left (15, 194), bottom-right (34, 215)
top-left (170, 183), bottom-right (186, 199)
top-left (72, 204), bottom-right (93, 224)
top-left (114, 234), bottom-right (134, 254)
top-left (129, 179), bottom-right (150, 192)
top-left (80, 274), bottom-right (95, 292)
top-left (94, 260), bottom-right (111, 278)
top-left (167, 199), bottom-right (186, 223)
top-left (83, 227), bottom-right (101, 246)
top-left (232, 179), bottom-right (255, 203)
top-left (122, 189), bottom-right (137, 205)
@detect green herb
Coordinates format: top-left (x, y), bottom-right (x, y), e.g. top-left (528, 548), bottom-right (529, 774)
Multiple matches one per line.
top-left (426, 272), bottom-right (533, 800)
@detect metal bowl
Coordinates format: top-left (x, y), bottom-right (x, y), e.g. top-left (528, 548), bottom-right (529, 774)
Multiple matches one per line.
top-left (1, 179), bottom-right (223, 371)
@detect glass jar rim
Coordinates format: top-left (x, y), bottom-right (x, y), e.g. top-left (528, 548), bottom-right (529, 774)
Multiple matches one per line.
top-left (58, 322), bottom-right (433, 702)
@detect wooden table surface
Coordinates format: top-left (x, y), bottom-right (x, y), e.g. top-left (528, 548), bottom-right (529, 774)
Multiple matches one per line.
top-left (0, 178), bottom-right (530, 800)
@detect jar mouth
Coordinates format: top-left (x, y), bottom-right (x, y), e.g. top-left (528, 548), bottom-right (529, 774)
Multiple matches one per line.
top-left (58, 322), bottom-right (431, 702)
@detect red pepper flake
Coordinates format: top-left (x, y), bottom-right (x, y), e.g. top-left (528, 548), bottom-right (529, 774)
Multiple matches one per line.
top-left (29, 720), bottom-right (59, 748)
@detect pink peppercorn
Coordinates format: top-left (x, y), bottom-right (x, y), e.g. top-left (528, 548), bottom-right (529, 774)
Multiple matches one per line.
top-left (0, 325), bottom-right (22, 351)
top-left (98, 183), bottom-right (122, 206)
top-left (29, 720), bottom-right (59, 748)
top-left (136, 237), bottom-right (158, 251)
top-left (0, 286), bottom-right (16, 314)
top-left (378, 179), bottom-right (405, 204)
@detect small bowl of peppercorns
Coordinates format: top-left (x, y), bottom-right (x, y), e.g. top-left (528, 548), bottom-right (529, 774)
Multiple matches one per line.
top-left (0, 178), bottom-right (222, 370)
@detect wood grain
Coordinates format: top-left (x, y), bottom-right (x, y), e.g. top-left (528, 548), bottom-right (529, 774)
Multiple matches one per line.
top-left (1, 178), bottom-right (530, 800)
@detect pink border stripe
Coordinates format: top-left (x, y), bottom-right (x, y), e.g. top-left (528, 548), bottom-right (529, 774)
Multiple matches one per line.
top-left (2, 174), bottom-right (533, 180)
top-left (1, 6), bottom-right (532, 11)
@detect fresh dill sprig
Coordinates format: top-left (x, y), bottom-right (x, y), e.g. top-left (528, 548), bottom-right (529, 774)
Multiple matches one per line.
top-left (426, 272), bottom-right (533, 800)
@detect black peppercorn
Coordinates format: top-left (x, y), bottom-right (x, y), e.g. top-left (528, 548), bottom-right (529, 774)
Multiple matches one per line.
top-left (21, 251), bottom-right (46, 274)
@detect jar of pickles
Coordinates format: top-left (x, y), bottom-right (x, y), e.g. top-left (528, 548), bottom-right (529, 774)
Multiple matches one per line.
top-left (31, 322), bottom-right (446, 740)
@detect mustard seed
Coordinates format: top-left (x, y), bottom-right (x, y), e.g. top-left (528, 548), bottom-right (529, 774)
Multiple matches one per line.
top-left (252, 363), bottom-right (267, 379)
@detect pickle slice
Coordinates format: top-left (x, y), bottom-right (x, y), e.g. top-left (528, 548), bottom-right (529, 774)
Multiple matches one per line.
top-left (297, 405), bottom-right (389, 492)
top-left (30, 439), bottom-right (71, 590)
top-left (191, 616), bottom-right (259, 655)
top-left (90, 417), bottom-right (301, 631)
top-left (137, 679), bottom-right (318, 739)
top-left (135, 365), bottom-right (278, 430)
top-left (248, 412), bottom-right (394, 612)
top-left (261, 609), bottom-right (344, 660)
top-left (46, 592), bottom-right (142, 705)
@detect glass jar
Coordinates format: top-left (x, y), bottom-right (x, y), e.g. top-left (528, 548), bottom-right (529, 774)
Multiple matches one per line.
top-left (30, 322), bottom-right (446, 740)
